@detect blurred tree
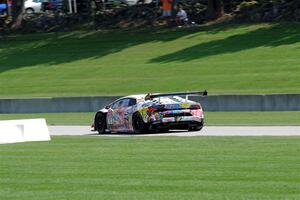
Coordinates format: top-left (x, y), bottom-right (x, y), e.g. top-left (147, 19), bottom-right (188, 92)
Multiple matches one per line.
top-left (207, 0), bottom-right (224, 19)
top-left (11, 0), bottom-right (24, 28)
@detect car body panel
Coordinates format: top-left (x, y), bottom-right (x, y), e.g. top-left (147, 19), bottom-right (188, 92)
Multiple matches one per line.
top-left (25, 0), bottom-right (43, 12)
top-left (0, 3), bottom-right (8, 15)
top-left (94, 93), bottom-right (205, 133)
top-left (106, 97), bottom-right (137, 132)
top-left (107, 106), bottom-right (134, 132)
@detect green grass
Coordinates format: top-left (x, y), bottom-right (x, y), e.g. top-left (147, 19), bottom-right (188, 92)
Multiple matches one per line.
top-left (0, 136), bottom-right (299, 200)
top-left (0, 23), bottom-right (300, 97)
top-left (205, 111), bottom-right (300, 126)
top-left (0, 111), bottom-right (299, 125)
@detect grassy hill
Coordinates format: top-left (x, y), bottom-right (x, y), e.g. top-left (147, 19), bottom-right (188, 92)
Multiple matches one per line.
top-left (0, 23), bottom-right (300, 97)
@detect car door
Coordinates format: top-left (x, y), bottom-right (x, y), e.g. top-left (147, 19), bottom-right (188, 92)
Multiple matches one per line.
top-left (107, 98), bottom-right (136, 132)
top-left (119, 98), bottom-right (137, 131)
top-left (106, 99), bottom-right (122, 131)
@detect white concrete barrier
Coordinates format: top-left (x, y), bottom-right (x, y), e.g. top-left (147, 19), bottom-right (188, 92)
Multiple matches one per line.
top-left (0, 119), bottom-right (51, 144)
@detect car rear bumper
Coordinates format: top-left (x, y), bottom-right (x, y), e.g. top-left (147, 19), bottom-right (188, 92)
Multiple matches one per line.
top-left (151, 116), bottom-right (203, 124)
top-left (150, 118), bottom-right (204, 130)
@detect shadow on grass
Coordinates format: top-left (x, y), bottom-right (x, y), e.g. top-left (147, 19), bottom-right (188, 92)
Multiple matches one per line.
top-left (150, 23), bottom-right (300, 63)
top-left (1, 23), bottom-right (300, 74)
top-left (0, 27), bottom-right (202, 74)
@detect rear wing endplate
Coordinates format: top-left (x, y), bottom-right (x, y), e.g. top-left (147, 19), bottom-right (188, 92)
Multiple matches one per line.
top-left (145, 90), bottom-right (208, 100)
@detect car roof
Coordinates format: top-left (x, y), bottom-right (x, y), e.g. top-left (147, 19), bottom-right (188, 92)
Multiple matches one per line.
top-left (124, 94), bottom-right (147, 100)
top-left (123, 94), bottom-right (186, 101)
top-left (113, 94), bottom-right (196, 105)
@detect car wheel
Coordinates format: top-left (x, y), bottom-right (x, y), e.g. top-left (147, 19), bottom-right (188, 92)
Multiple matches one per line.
top-left (95, 112), bottom-right (107, 134)
top-left (132, 112), bottom-right (149, 134)
top-left (25, 8), bottom-right (34, 14)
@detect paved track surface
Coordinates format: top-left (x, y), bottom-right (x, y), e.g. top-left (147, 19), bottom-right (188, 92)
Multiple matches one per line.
top-left (49, 126), bottom-right (300, 136)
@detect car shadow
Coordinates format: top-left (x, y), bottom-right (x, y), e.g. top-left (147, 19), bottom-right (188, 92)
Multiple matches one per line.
top-left (87, 130), bottom-right (188, 136)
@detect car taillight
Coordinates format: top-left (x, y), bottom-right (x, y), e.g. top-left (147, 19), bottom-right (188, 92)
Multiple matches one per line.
top-left (190, 104), bottom-right (201, 109)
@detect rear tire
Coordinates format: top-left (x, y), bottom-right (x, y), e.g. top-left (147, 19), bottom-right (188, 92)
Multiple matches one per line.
top-left (95, 112), bottom-right (107, 134)
top-left (132, 112), bottom-right (149, 134)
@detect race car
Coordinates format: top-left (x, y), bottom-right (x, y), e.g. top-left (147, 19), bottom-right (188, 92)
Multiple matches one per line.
top-left (92, 91), bottom-right (207, 134)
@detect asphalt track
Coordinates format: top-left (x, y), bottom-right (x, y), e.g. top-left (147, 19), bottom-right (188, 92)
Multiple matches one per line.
top-left (49, 126), bottom-right (300, 136)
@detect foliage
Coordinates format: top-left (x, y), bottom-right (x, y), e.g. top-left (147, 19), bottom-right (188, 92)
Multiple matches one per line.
top-left (234, 0), bottom-right (300, 22)
top-left (238, 0), bottom-right (259, 12)
top-left (1, 0), bottom-right (300, 31)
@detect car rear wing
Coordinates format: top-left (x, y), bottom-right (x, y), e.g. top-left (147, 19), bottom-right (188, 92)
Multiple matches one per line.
top-left (145, 90), bottom-right (208, 100)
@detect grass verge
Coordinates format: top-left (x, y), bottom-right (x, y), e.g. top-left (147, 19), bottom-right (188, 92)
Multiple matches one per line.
top-left (0, 136), bottom-right (299, 200)
top-left (0, 111), bottom-right (299, 125)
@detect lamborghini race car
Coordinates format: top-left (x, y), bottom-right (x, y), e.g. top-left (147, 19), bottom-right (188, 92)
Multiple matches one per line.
top-left (92, 91), bottom-right (207, 134)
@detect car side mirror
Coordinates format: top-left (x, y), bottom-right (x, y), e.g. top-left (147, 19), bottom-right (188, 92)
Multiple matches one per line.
top-left (105, 105), bottom-right (110, 109)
